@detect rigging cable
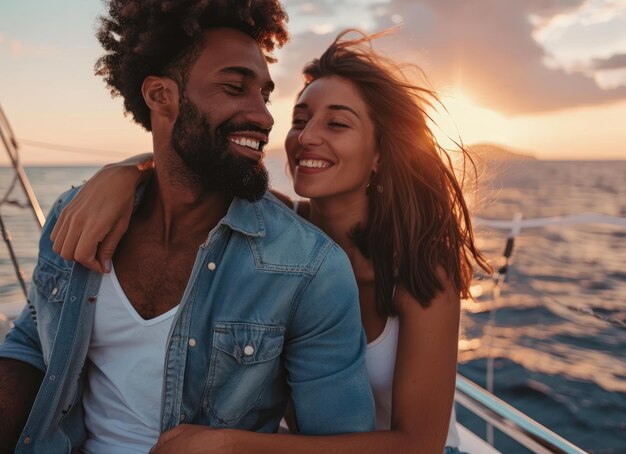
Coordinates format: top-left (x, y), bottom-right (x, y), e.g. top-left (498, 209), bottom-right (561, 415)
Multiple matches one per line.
top-left (0, 104), bottom-right (31, 299)
top-left (484, 212), bottom-right (522, 445)
top-left (17, 138), bottom-right (132, 159)
top-left (0, 214), bottom-right (28, 298)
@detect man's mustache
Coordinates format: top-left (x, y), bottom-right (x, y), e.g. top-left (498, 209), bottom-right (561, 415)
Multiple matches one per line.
top-left (218, 122), bottom-right (272, 137)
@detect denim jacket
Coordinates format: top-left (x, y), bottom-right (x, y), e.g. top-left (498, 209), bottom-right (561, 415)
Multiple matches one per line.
top-left (0, 186), bottom-right (375, 453)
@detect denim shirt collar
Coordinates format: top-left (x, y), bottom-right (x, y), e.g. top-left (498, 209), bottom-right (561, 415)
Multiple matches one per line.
top-left (135, 183), bottom-right (266, 238)
top-left (219, 196), bottom-right (266, 238)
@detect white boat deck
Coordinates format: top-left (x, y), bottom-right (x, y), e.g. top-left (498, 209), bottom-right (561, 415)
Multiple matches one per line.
top-left (458, 424), bottom-right (500, 453)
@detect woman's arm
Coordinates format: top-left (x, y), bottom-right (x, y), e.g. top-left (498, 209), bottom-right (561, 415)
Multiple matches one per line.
top-left (50, 153), bottom-right (154, 273)
top-left (389, 276), bottom-right (460, 452)
top-left (153, 274), bottom-right (460, 454)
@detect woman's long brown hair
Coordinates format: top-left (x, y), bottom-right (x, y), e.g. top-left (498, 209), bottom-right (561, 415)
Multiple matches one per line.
top-left (302, 30), bottom-right (492, 315)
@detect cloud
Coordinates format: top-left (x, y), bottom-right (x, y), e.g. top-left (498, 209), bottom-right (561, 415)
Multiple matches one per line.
top-left (374, 0), bottom-right (626, 114)
top-left (526, 0), bottom-right (587, 22)
top-left (273, 31), bottom-right (337, 97)
top-left (275, 0), bottom-right (626, 115)
top-left (0, 36), bottom-right (60, 59)
top-left (290, 0), bottom-right (335, 17)
top-left (593, 53), bottom-right (626, 69)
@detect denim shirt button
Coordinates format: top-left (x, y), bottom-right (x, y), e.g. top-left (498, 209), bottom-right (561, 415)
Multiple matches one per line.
top-left (51, 287), bottom-right (58, 296)
top-left (49, 375), bottom-right (56, 381)
top-left (243, 345), bottom-right (254, 356)
top-left (207, 262), bottom-right (217, 271)
top-left (23, 436), bottom-right (32, 444)
top-left (188, 338), bottom-right (197, 348)
top-left (180, 413), bottom-right (186, 422)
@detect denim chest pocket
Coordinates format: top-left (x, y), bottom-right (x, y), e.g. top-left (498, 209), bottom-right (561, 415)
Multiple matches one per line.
top-left (31, 258), bottom-right (71, 362)
top-left (203, 322), bottom-right (285, 425)
top-left (32, 257), bottom-right (70, 304)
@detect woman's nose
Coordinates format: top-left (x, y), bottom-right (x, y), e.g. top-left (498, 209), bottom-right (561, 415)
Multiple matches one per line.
top-left (298, 121), bottom-right (322, 147)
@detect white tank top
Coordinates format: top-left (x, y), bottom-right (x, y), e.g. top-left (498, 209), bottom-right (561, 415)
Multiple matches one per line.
top-left (366, 316), bottom-right (460, 447)
top-left (287, 203), bottom-right (459, 445)
top-left (82, 267), bottom-right (178, 454)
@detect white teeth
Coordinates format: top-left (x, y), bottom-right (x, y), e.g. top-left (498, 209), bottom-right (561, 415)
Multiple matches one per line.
top-left (228, 137), bottom-right (261, 151)
top-left (298, 159), bottom-right (331, 169)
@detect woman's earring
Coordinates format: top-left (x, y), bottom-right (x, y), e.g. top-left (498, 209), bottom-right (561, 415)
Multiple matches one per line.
top-left (366, 171), bottom-right (383, 195)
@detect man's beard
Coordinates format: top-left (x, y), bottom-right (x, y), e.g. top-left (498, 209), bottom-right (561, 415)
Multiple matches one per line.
top-left (170, 94), bottom-right (269, 201)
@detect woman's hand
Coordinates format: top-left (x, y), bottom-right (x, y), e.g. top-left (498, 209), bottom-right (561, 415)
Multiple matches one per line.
top-left (151, 425), bottom-right (235, 454)
top-left (50, 154), bottom-right (153, 273)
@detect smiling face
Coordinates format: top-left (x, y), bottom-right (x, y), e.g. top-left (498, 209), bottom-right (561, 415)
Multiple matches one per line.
top-left (285, 76), bottom-right (379, 201)
top-left (170, 28), bottom-right (275, 200)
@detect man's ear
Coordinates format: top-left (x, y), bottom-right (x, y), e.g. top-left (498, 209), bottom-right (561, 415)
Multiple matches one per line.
top-left (142, 76), bottom-right (179, 121)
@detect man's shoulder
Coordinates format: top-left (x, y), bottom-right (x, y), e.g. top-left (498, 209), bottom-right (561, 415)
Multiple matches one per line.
top-left (257, 192), bottom-right (328, 240)
top-left (253, 193), bottom-right (342, 275)
top-left (37, 186), bottom-right (82, 269)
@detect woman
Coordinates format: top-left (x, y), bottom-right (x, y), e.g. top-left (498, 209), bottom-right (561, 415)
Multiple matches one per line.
top-left (52, 30), bottom-right (490, 453)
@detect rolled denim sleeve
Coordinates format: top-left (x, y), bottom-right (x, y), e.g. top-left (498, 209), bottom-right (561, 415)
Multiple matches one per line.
top-left (284, 243), bottom-right (375, 434)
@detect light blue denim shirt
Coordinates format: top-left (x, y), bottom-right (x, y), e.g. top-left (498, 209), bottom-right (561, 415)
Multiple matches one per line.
top-left (0, 186), bottom-right (375, 453)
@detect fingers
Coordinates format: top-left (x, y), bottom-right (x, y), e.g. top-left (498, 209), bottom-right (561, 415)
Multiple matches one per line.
top-left (58, 222), bottom-right (82, 264)
top-left (74, 231), bottom-right (105, 274)
top-left (51, 201), bottom-right (73, 254)
top-left (49, 164), bottom-right (138, 271)
top-left (51, 216), bottom-right (74, 258)
top-left (51, 198), bottom-right (84, 258)
top-left (95, 221), bottom-right (127, 274)
top-left (50, 207), bottom-right (64, 243)
top-left (53, 208), bottom-right (111, 273)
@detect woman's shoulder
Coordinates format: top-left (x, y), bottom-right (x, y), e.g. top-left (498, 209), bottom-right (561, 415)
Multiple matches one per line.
top-left (392, 271), bottom-right (458, 316)
top-left (268, 189), bottom-right (311, 219)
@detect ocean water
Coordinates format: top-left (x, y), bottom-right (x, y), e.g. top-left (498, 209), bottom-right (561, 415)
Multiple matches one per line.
top-left (0, 159), bottom-right (625, 452)
top-left (456, 160), bottom-right (626, 453)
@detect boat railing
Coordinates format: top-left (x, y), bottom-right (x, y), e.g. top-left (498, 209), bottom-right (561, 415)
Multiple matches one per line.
top-left (0, 104), bottom-right (45, 229)
top-left (455, 213), bottom-right (626, 453)
top-left (455, 374), bottom-right (586, 453)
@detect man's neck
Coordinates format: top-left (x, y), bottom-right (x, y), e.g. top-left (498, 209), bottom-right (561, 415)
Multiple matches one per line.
top-left (135, 161), bottom-right (231, 247)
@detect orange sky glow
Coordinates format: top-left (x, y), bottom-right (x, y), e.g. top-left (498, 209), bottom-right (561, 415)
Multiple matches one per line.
top-left (1, 0), bottom-right (625, 165)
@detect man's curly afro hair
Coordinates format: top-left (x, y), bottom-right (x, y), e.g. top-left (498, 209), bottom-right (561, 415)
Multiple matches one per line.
top-left (95, 0), bottom-right (289, 131)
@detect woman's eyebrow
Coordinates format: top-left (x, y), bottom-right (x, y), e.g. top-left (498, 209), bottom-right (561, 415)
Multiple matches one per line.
top-left (293, 103), bottom-right (359, 118)
top-left (328, 104), bottom-right (360, 118)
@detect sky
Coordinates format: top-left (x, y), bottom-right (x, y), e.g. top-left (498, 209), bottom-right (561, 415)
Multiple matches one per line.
top-left (0, 0), bottom-right (625, 165)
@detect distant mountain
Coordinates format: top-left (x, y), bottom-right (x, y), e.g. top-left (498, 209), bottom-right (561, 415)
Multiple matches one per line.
top-left (468, 143), bottom-right (537, 161)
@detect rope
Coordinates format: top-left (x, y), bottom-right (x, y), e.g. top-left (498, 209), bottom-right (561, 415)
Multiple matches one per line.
top-left (16, 138), bottom-right (131, 158)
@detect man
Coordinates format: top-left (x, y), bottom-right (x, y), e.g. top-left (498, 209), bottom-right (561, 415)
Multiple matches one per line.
top-left (0, 1), bottom-right (374, 452)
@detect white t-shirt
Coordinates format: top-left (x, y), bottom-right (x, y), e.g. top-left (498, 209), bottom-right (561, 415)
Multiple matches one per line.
top-left (366, 316), bottom-right (460, 447)
top-left (82, 267), bottom-right (178, 454)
